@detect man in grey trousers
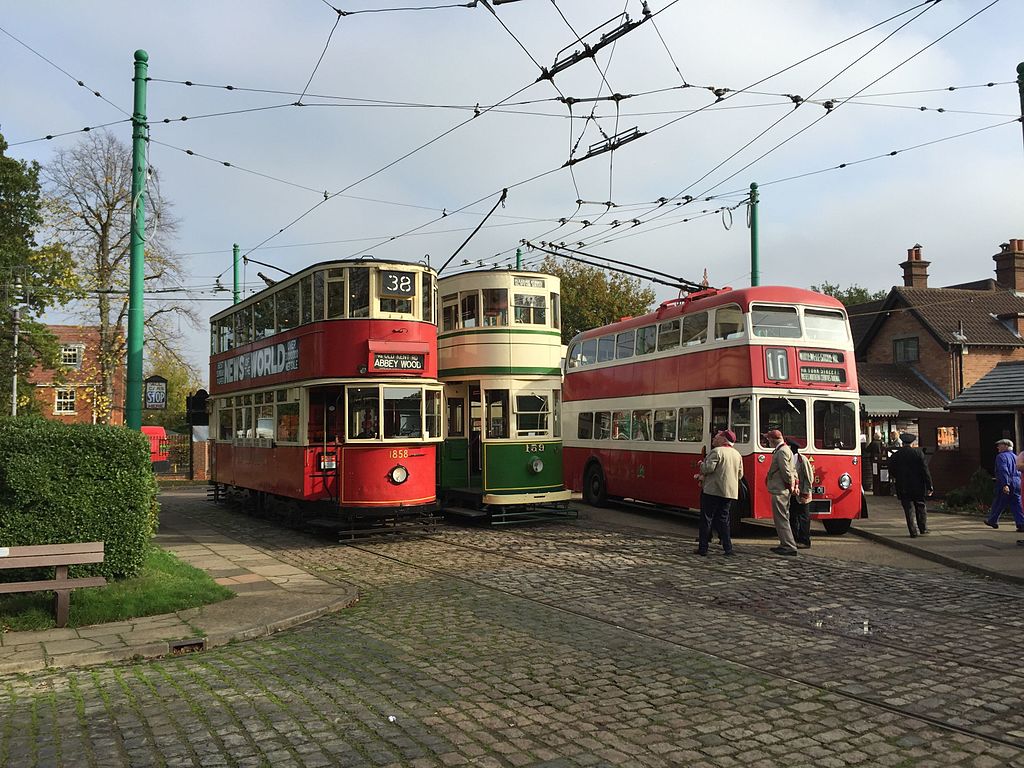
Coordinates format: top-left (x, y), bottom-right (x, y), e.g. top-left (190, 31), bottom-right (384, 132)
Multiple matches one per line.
top-left (764, 428), bottom-right (798, 556)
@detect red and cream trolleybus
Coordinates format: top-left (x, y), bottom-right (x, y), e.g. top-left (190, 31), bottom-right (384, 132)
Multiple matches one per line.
top-left (562, 285), bottom-right (864, 534)
top-left (208, 257), bottom-right (443, 532)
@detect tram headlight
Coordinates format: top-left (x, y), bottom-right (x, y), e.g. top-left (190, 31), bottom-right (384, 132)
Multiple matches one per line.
top-left (838, 473), bottom-right (852, 490)
top-left (389, 465), bottom-right (409, 484)
top-left (529, 458), bottom-right (544, 474)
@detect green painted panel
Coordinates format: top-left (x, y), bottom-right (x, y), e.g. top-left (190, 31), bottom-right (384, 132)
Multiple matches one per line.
top-left (439, 437), bottom-right (470, 489)
top-left (483, 440), bottom-right (564, 493)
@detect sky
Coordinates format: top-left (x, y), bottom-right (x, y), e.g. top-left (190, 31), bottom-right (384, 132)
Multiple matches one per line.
top-left (2, 0), bottom-right (1022, 383)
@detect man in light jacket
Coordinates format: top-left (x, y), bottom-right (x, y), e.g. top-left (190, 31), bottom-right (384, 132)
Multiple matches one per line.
top-left (764, 429), bottom-right (798, 556)
top-left (694, 429), bottom-right (743, 556)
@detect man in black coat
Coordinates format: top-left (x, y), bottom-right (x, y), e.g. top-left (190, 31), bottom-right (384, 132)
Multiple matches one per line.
top-left (888, 432), bottom-right (933, 537)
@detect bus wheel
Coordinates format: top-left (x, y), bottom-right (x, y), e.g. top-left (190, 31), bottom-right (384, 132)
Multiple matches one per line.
top-left (822, 519), bottom-right (852, 536)
top-left (583, 465), bottom-right (608, 507)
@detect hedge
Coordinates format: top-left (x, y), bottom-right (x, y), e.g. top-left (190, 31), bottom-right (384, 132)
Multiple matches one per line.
top-left (0, 417), bottom-right (159, 578)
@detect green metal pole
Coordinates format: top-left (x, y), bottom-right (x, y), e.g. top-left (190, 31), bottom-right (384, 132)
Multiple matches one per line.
top-left (126, 49), bottom-right (149, 430)
top-left (749, 182), bottom-right (760, 286)
top-left (515, 247), bottom-right (522, 270)
top-left (233, 243), bottom-right (241, 304)
top-left (1017, 62), bottom-right (1024, 152)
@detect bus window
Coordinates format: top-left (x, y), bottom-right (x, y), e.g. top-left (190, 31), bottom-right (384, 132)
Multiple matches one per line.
top-left (730, 396), bottom-right (752, 443)
top-left (657, 319), bottom-right (680, 351)
top-left (654, 408), bottom-right (676, 441)
top-left (752, 304), bottom-right (800, 338)
top-left (312, 270), bottom-right (325, 321)
top-left (300, 275), bottom-right (313, 325)
top-left (595, 411), bottom-right (611, 440)
top-left (425, 389), bottom-right (442, 438)
top-left (759, 396), bottom-right (807, 448)
top-left (597, 336), bottom-right (615, 363)
top-left (635, 325), bottom-right (657, 356)
top-left (254, 297), bottom-right (275, 340)
top-left (551, 293), bottom-right (560, 329)
top-left (277, 283), bottom-right (299, 333)
top-left (482, 288), bottom-right (508, 326)
top-left (715, 305), bottom-right (745, 341)
top-left (447, 397), bottom-right (465, 436)
top-left (567, 342), bottom-right (582, 368)
top-left (347, 386), bottom-right (380, 439)
top-left (349, 267), bottom-right (370, 318)
top-left (678, 408), bottom-right (703, 442)
top-left (804, 309), bottom-right (848, 342)
top-left (235, 306), bottom-right (252, 347)
top-left (461, 291), bottom-right (479, 328)
top-left (616, 330), bottom-right (635, 360)
top-left (383, 387), bottom-right (422, 438)
top-left (514, 293), bottom-right (547, 324)
top-left (813, 400), bottom-right (856, 449)
top-left (612, 410), bottom-right (630, 440)
top-left (442, 294), bottom-right (458, 331)
top-left (485, 389), bottom-right (509, 438)
top-left (681, 312), bottom-right (708, 346)
top-left (327, 269), bottom-right (345, 319)
top-left (581, 338), bottom-right (597, 365)
top-left (632, 409), bottom-right (652, 440)
top-left (515, 393), bottom-right (549, 436)
top-left (578, 412), bottom-right (594, 440)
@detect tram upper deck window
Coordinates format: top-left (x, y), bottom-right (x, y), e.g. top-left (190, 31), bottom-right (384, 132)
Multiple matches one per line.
top-left (254, 297), bottom-right (275, 341)
top-left (482, 288), bottom-right (508, 326)
top-left (218, 320), bottom-right (235, 353)
top-left (681, 312), bottom-right (708, 346)
top-left (349, 267), bottom-right (370, 318)
top-left (347, 386), bottom-right (380, 439)
top-left (635, 325), bottom-right (657, 355)
top-left (235, 306), bottom-right (253, 347)
top-left (804, 308), bottom-right (848, 342)
top-left (615, 330), bottom-right (635, 360)
top-left (327, 269), bottom-right (346, 319)
top-left (551, 293), bottom-right (560, 330)
top-left (751, 304), bottom-right (800, 339)
top-left (313, 271), bottom-right (326, 321)
top-left (515, 393), bottom-right (549, 437)
top-left (658, 319), bottom-right (680, 351)
top-left (485, 389), bottom-right (509, 438)
top-left (759, 396), bottom-right (807, 448)
top-left (277, 283), bottom-right (299, 333)
top-left (380, 269), bottom-right (415, 314)
top-left (514, 293), bottom-right (546, 325)
top-left (597, 335), bottom-right (615, 363)
top-left (300, 275), bottom-right (313, 325)
top-left (442, 294), bottom-right (458, 331)
top-left (813, 399), bottom-right (856, 449)
top-left (715, 305), bottom-right (745, 341)
top-left (383, 387), bottom-right (422, 438)
top-left (421, 272), bottom-right (434, 324)
top-left (461, 291), bottom-right (479, 328)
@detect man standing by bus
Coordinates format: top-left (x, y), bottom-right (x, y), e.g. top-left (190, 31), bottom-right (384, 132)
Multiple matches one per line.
top-left (694, 429), bottom-right (743, 556)
top-left (764, 429), bottom-right (798, 556)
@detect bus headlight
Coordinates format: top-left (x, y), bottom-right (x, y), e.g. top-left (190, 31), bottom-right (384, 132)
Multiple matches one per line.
top-left (389, 465), bottom-right (409, 484)
top-left (838, 473), bottom-right (852, 490)
top-left (529, 458), bottom-right (544, 474)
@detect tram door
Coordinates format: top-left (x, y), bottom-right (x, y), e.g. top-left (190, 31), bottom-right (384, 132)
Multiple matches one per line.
top-left (440, 383), bottom-right (472, 491)
top-left (468, 384), bottom-right (483, 488)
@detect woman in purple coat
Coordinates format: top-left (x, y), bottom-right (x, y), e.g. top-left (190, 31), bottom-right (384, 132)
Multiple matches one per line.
top-left (986, 438), bottom-right (1024, 532)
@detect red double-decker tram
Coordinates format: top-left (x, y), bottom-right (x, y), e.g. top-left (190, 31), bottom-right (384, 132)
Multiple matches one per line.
top-left (562, 285), bottom-right (865, 534)
top-left (208, 258), bottom-right (443, 532)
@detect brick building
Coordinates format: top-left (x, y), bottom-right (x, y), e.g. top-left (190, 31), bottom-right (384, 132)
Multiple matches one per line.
top-left (848, 239), bottom-right (1024, 493)
top-left (29, 325), bottom-right (125, 425)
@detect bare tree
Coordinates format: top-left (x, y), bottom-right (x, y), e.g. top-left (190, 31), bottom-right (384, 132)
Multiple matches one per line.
top-left (43, 130), bottom-right (198, 423)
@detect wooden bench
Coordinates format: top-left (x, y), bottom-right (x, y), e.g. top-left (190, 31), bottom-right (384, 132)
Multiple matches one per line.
top-left (0, 542), bottom-right (106, 627)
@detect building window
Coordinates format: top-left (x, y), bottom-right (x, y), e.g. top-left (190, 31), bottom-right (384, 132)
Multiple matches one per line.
top-left (937, 426), bottom-right (960, 450)
top-left (894, 337), bottom-right (919, 363)
top-left (61, 345), bottom-right (84, 369)
top-left (55, 389), bottom-right (76, 414)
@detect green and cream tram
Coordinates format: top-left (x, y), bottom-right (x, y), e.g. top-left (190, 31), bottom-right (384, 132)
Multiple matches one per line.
top-left (437, 269), bottom-right (573, 523)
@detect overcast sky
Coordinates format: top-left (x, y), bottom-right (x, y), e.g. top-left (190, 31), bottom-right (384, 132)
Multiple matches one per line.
top-left (2, 0), bottom-right (1022, 380)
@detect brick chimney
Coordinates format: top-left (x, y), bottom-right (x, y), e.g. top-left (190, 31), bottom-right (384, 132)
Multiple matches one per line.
top-left (900, 244), bottom-right (929, 288)
top-left (994, 238), bottom-right (1024, 293)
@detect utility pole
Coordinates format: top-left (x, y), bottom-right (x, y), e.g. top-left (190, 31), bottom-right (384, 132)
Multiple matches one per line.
top-left (10, 277), bottom-right (22, 417)
top-left (126, 49), bottom-right (149, 430)
top-left (233, 243), bottom-right (241, 304)
top-left (515, 247), bottom-right (522, 270)
top-left (1017, 62), bottom-right (1024, 153)
top-left (749, 182), bottom-right (760, 286)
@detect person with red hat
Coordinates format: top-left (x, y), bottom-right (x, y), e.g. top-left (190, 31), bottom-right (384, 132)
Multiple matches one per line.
top-left (764, 428), bottom-right (798, 555)
top-left (694, 429), bottom-right (743, 556)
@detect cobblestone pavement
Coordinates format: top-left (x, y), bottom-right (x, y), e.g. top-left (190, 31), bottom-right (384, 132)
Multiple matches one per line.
top-left (3, 493), bottom-right (1024, 767)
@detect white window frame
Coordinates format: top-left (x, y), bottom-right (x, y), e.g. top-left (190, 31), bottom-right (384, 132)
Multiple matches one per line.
top-left (55, 388), bottom-right (77, 414)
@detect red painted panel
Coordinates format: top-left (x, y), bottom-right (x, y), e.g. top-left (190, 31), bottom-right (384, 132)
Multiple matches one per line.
top-left (340, 445), bottom-right (437, 506)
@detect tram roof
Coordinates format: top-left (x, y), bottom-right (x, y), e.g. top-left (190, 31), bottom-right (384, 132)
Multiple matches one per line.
top-left (438, 268), bottom-right (556, 284)
top-left (571, 285), bottom-right (846, 341)
top-left (210, 256), bottom-right (435, 322)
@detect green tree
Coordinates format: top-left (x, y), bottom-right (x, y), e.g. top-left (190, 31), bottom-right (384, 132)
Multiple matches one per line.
top-left (540, 255), bottom-right (656, 344)
top-left (810, 281), bottom-right (888, 306)
top-left (142, 344), bottom-right (203, 430)
top-left (43, 130), bottom-right (197, 424)
top-left (0, 133), bottom-right (78, 413)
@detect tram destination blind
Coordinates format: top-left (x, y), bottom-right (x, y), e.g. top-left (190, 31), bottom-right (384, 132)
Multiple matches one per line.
top-left (380, 270), bottom-right (416, 297)
top-left (372, 352), bottom-right (425, 371)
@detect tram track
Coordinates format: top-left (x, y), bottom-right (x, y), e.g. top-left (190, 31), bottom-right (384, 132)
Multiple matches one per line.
top-left (333, 533), bottom-right (1024, 756)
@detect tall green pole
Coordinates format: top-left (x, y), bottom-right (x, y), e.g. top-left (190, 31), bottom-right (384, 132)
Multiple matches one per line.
top-left (233, 243), bottom-right (241, 304)
top-left (749, 182), bottom-right (760, 286)
top-left (1017, 62), bottom-right (1024, 152)
top-left (126, 49), bottom-right (149, 430)
top-left (515, 247), bottom-right (522, 270)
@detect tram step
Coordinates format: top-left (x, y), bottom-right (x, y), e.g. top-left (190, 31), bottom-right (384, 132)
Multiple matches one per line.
top-left (442, 506), bottom-right (490, 519)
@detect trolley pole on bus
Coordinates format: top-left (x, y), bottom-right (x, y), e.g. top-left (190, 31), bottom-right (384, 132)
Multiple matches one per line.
top-left (1017, 62), bottom-right (1024, 153)
top-left (126, 49), bottom-right (149, 431)
top-left (749, 182), bottom-right (760, 286)
top-left (233, 243), bottom-right (241, 304)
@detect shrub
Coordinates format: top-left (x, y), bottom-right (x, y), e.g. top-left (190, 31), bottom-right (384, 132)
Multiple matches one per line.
top-left (0, 417), bottom-right (158, 578)
top-left (943, 467), bottom-right (994, 512)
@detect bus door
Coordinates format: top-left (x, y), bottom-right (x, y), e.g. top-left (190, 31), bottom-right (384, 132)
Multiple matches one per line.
top-left (440, 383), bottom-right (470, 489)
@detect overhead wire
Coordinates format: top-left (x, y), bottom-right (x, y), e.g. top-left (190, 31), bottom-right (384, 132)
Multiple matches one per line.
top-left (297, 10), bottom-right (343, 103)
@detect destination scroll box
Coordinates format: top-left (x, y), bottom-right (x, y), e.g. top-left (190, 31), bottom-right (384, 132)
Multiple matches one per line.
top-left (366, 340), bottom-right (430, 374)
